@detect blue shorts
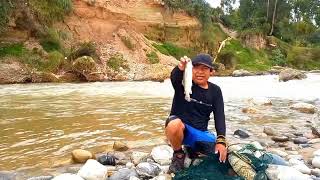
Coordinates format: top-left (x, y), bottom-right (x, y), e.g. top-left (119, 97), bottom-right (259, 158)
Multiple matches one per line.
top-left (165, 115), bottom-right (216, 154)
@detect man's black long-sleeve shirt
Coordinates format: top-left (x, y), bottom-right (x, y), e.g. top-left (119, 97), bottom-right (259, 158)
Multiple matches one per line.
top-left (170, 66), bottom-right (226, 136)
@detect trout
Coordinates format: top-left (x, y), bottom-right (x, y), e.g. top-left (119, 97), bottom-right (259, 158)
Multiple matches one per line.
top-left (182, 57), bottom-right (193, 102)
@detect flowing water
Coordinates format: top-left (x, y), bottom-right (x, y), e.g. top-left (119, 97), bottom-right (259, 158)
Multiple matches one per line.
top-left (0, 74), bottom-right (320, 171)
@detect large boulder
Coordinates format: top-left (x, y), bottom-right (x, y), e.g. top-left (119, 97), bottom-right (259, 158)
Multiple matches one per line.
top-left (279, 68), bottom-right (307, 82)
top-left (266, 165), bottom-right (311, 180)
top-left (77, 159), bottom-right (108, 180)
top-left (0, 61), bottom-right (31, 84)
top-left (72, 56), bottom-right (105, 82)
top-left (290, 103), bottom-right (317, 114)
top-left (150, 145), bottom-right (173, 166)
top-left (232, 69), bottom-right (253, 77)
top-left (136, 162), bottom-right (161, 178)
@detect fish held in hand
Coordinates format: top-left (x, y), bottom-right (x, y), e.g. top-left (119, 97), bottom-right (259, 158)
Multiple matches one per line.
top-left (182, 57), bottom-right (193, 102)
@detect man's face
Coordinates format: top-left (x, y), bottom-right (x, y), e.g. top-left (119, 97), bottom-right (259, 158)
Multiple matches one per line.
top-left (192, 64), bottom-right (212, 86)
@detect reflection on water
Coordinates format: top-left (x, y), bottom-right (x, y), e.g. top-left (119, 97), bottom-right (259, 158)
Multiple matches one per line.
top-left (0, 74), bottom-right (320, 171)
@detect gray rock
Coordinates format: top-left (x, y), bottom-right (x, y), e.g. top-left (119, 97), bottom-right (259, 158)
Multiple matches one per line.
top-left (27, 176), bottom-right (54, 180)
top-left (292, 164), bottom-right (312, 175)
top-left (290, 103), bottom-right (317, 114)
top-left (264, 127), bottom-right (277, 136)
top-left (151, 145), bottom-right (173, 166)
top-left (136, 162), bottom-right (161, 178)
top-left (266, 165), bottom-right (311, 180)
top-left (312, 169), bottom-right (320, 177)
top-left (313, 150), bottom-right (320, 157)
top-left (294, 137), bottom-right (309, 144)
top-left (232, 69), bottom-right (253, 77)
top-left (0, 171), bottom-right (16, 180)
top-left (233, 129), bottom-right (250, 138)
top-left (279, 68), bottom-right (307, 82)
top-left (313, 157), bottom-right (320, 168)
top-left (52, 174), bottom-right (84, 180)
top-left (130, 151), bottom-right (149, 165)
top-left (311, 126), bottom-right (320, 138)
top-left (109, 168), bottom-right (138, 180)
top-left (272, 136), bottom-right (289, 142)
top-left (150, 174), bottom-right (172, 180)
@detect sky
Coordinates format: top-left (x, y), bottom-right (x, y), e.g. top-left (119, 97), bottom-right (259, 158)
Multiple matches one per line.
top-left (205, 0), bottom-right (240, 8)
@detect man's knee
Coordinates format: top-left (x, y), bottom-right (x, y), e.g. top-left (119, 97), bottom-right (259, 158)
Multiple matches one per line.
top-left (165, 119), bottom-right (185, 133)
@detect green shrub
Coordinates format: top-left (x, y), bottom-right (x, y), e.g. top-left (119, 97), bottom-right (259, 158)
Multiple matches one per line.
top-left (68, 42), bottom-right (98, 61)
top-left (29, 0), bottom-right (72, 25)
top-left (0, 0), bottom-right (12, 33)
top-left (44, 51), bottom-right (64, 72)
top-left (120, 36), bottom-right (135, 50)
top-left (0, 43), bottom-right (25, 58)
top-left (107, 53), bottom-right (129, 71)
top-left (287, 47), bottom-right (320, 70)
top-left (40, 29), bottom-right (62, 52)
top-left (146, 51), bottom-right (160, 64)
top-left (270, 49), bottom-right (286, 66)
top-left (153, 42), bottom-right (195, 59)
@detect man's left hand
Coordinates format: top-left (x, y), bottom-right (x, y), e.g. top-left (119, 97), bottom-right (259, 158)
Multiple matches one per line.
top-left (215, 143), bottom-right (227, 163)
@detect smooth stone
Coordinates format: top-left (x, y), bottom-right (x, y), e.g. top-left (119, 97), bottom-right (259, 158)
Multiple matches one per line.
top-left (288, 155), bottom-right (304, 161)
top-left (136, 162), bottom-right (161, 178)
top-left (233, 129), bottom-right (250, 138)
top-left (300, 144), bottom-right (312, 148)
top-left (272, 136), bottom-right (289, 142)
top-left (251, 141), bottom-right (264, 150)
top-left (309, 139), bottom-right (320, 144)
top-left (278, 143), bottom-right (288, 147)
top-left (269, 149), bottom-right (288, 157)
top-left (27, 176), bottom-right (54, 180)
top-left (159, 165), bottom-right (169, 174)
top-left (113, 141), bottom-right (129, 151)
top-left (242, 107), bottom-right (258, 114)
top-left (311, 126), bottom-right (320, 138)
top-left (294, 132), bottom-right (304, 137)
top-left (129, 177), bottom-right (140, 180)
top-left (71, 149), bottom-right (93, 163)
top-left (314, 150), bottom-right (320, 157)
top-left (151, 145), bottom-right (173, 165)
top-left (293, 164), bottom-right (312, 175)
top-left (289, 158), bottom-right (305, 166)
top-left (294, 137), bottom-right (309, 144)
top-left (262, 153), bottom-right (288, 166)
top-left (131, 151), bottom-right (149, 165)
top-left (266, 165), bottom-right (311, 180)
top-left (312, 169), bottom-right (320, 177)
top-left (109, 168), bottom-right (138, 180)
top-left (52, 174), bottom-right (84, 180)
top-left (313, 157), bottom-right (320, 168)
top-left (290, 103), bottom-right (317, 114)
top-left (264, 127), bottom-right (277, 136)
top-left (77, 159), bottom-right (108, 180)
top-left (126, 162), bottom-right (134, 169)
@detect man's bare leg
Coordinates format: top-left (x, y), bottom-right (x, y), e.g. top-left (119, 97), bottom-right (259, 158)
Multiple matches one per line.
top-left (165, 118), bottom-right (185, 151)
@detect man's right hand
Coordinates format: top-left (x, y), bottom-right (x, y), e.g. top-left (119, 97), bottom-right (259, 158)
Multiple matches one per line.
top-left (178, 56), bottom-right (191, 71)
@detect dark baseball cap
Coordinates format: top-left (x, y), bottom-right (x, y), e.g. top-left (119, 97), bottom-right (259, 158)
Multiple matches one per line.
top-left (191, 54), bottom-right (214, 69)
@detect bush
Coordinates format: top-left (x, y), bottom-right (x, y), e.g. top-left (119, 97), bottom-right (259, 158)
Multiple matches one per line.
top-left (153, 42), bottom-right (195, 59)
top-left (40, 29), bottom-right (62, 52)
top-left (29, 0), bottom-right (72, 25)
top-left (0, 43), bottom-right (25, 58)
top-left (44, 51), bottom-right (64, 72)
top-left (0, 0), bottom-right (12, 33)
top-left (270, 49), bottom-right (286, 66)
top-left (68, 42), bottom-right (98, 61)
top-left (146, 51), bottom-right (160, 64)
top-left (107, 53), bottom-right (129, 71)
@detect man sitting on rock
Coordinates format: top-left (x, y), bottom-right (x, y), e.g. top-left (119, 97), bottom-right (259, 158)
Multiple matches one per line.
top-left (165, 54), bottom-right (227, 173)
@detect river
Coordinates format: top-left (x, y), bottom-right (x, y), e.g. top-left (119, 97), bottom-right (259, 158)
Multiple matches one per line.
top-left (0, 74), bottom-right (319, 171)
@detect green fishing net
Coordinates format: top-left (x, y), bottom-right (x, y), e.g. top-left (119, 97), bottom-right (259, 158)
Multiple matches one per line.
top-left (174, 144), bottom-right (273, 180)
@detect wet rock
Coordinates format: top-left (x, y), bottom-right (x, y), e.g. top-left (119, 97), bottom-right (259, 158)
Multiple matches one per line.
top-left (294, 137), bottom-right (309, 144)
top-left (264, 127), bottom-right (277, 136)
top-left (293, 164), bottom-right (312, 175)
top-left (113, 141), bottom-right (129, 151)
top-left (269, 149), bottom-right (288, 158)
top-left (77, 159), bottom-right (108, 180)
top-left (131, 151), bottom-right (149, 165)
top-left (0, 171), bottom-right (16, 180)
top-left (290, 103), bottom-right (317, 114)
top-left (279, 68), bottom-right (307, 82)
top-left (242, 107), bottom-right (258, 114)
top-left (151, 145), bottom-right (173, 165)
top-left (107, 151), bottom-right (130, 165)
top-left (272, 136), bottom-right (289, 142)
top-left (311, 126), bottom-right (320, 138)
top-left (71, 149), bottom-right (93, 163)
top-left (233, 129), bottom-right (250, 138)
top-left (52, 173), bottom-right (84, 180)
top-left (266, 165), bottom-right (311, 180)
top-left (136, 162), bottom-right (161, 178)
top-left (97, 154), bottom-right (117, 166)
top-left (232, 69), bottom-right (253, 77)
top-left (27, 176), bottom-right (54, 180)
top-left (109, 168), bottom-right (138, 180)
top-left (313, 157), bottom-right (320, 168)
